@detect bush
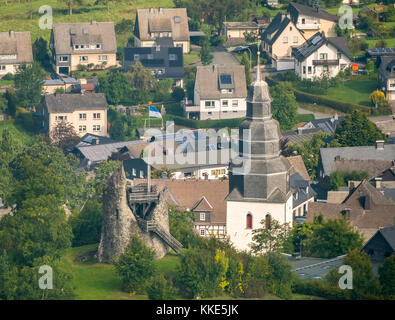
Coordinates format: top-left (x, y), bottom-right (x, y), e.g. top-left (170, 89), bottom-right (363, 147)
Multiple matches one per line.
top-left (114, 234), bottom-right (156, 294)
top-left (146, 275), bottom-right (178, 300)
top-left (292, 278), bottom-right (346, 300)
top-left (171, 87), bottom-right (186, 102)
top-left (163, 115), bottom-right (244, 129)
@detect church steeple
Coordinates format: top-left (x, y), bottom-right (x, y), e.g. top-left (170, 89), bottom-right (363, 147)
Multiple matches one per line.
top-left (227, 50), bottom-right (291, 202)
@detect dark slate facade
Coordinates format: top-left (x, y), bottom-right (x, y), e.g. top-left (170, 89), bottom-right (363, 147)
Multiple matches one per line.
top-left (362, 226), bottom-right (395, 264)
top-left (122, 46), bottom-right (184, 80)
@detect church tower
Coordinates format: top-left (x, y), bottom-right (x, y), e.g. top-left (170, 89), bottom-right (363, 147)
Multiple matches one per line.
top-left (225, 55), bottom-right (293, 251)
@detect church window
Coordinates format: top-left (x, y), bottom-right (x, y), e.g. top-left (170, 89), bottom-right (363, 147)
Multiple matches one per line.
top-left (246, 213), bottom-right (252, 229)
top-left (265, 214), bottom-right (271, 229)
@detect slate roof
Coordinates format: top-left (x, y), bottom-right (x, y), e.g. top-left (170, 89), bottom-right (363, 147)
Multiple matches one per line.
top-left (0, 31), bottom-right (33, 64)
top-left (292, 32), bottom-right (350, 62)
top-left (134, 8), bottom-right (190, 42)
top-left (123, 46), bottom-right (184, 79)
top-left (319, 144), bottom-right (395, 177)
top-left (52, 22), bottom-right (116, 54)
top-left (44, 93), bottom-right (107, 114)
top-left (262, 13), bottom-right (293, 45)
top-left (364, 225), bottom-right (395, 252)
top-left (287, 2), bottom-right (338, 23)
top-left (195, 64), bottom-right (247, 100)
top-left (379, 56), bottom-right (395, 81)
top-left (74, 133), bottom-right (114, 148)
top-left (290, 172), bottom-right (317, 208)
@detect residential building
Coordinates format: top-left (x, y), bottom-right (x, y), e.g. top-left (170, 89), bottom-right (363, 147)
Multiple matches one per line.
top-left (50, 21), bottom-right (117, 75)
top-left (123, 46), bottom-right (184, 87)
top-left (261, 13), bottom-right (306, 71)
top-left (223, 21), bottom-right (259, 41)
top-left (292, 32), bottom-right (351, 80)
top-left (318, 141), bottom-right (395, 178)
top-left (0, 30), bottom-right (33, 78)
top-left (298, 114), bottom-right (345, 134)
top-left (185, 64), bottom-right (247, 120)
top-left (307, 180), bottom-right (395, 241)
top-left (378, 56), bottom-right (395, 101)
top-left (291, 172), bottom-right (317, 221)
top-left (40, 93), bottom-right (108, 138)
top-left (226, 73), bottom-right (293, 251)
top-left (134, 8), bottom-right (190, 53)
top-left (287, 2), bottom-right (338, 39)
top-left (42, 77), bottom-right (79, 94)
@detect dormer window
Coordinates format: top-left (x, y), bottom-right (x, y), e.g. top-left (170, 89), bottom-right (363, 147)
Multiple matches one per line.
top-left (169, 54), bottom-right (176, 61)
top-left (134, 54), bottom-right (140, 61)
top-left (75, 45), bottom-right (79, 49)
top-left (147, 54), bottom-right (154, 60)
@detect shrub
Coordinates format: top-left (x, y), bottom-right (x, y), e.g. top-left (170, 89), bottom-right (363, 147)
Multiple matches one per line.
top-left (146, 274), bottom-right (178, 300)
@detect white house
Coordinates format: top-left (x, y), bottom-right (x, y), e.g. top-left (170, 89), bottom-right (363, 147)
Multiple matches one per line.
top-left (185, 64), bottom-right (247, 120)
top-left (379, 56), bottom-right (395, 101)
top-left (292, 32), bottom-right (351, 80)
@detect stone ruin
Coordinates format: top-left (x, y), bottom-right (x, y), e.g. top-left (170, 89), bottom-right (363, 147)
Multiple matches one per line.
top-left (97, 166), bottom-right (182, 263)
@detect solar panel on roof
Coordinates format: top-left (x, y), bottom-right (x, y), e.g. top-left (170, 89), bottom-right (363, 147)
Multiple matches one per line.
top-left (220, 74), bottom-right (232, 84)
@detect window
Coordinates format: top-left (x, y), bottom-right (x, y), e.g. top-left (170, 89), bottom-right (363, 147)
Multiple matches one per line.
top-left (93, 125), bottom-right (101, 132)
top-left (211, 170), bottom-right (215, 175)
top-left (220, 169), bottom-right (225, 174)
top-left (308, 66), bottom-right (312, 74)
top-left (200, 229), bottom-right (205, 236)
top-left (60, 56), bottom-right (68, 62)
top-left (232, 100), bottom-right (238, 107)
top-left (298, 207), bottom-right (301, 216)
top-left (282, 36), bottom-right (288, 43)
top-left (293, 36), bottom-right (298, 43)
top-left (246, 213), bottom-right (252, 229)
top-left (303, 66), bottom-right (306, 74)
top-left (290, 26), bottom-right (292, 31)
top-left (222, 100), bottom-right (228, 107)
top-left (147, 54), bottom-right (154, 60)
top-left (132, 168), bottom-right (136, 176)
top-left (302, 18), bottom-right (306, 24)
top-left (265, 214), bottom-right (271, 229)
top-left (79, 113), bottom-right (87, 120)
top-left (93, 113), bottom-right (101, 119)
top-left (140, 170), bottom-right (144, 178)
top-left (323, 65), bottom-right (329, 72)
top-left (134, 54), bottom-right (140, 61)
top-left (0, 65), bottom-right (5, 71)
top-left (205, 101), bottom-right (215, 108)
top-left (55, 115), bottom-right (67, 121)
top-left (79, 125), bottom-right (86, 132)
top-left (79, 56), bottom-right (88, 62)
top-left (75, 45), bottom-right (79, 49)
top-left (98, 55), bottom-right (107, 61)
top-left (200, 213), bottom-right (205, 221)
top-left (96, 44), bottom-right (101, 49)
top-left (169, 54), bottom-right (176, 61)
top-left (319, 53), bottom-right (328, 60)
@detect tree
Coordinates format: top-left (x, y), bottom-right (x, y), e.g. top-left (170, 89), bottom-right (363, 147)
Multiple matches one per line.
top-left (266, 252), bottom-right (293, 299)
top-left (244, 255), bottom-right (269, 298)
top-left (151, 166), bottom-right (174, 179)
top-left (270, 82), bottom-right (298, 130)
top-left (168, 206), bottom-right (200, 248)
top-left (5, 88), bottom-right (17, 117)
top-left (251, 218), bottom-right (290, 254)
top-left (32, 38), bottom-right (50, 69)
top-left (308, 216), bottom-right (363, 258)
top-left (91, 160), bottom-right (122, 194)
top-left (171, 87), bottom-right (186, 102)
top-left (127, 61), bottom-right (157, 93)
top-left (69, 198), bottom-right (102, 246)
top-left (114, 234), bottom-right (156, 293)
top-left (60, 0), bottom-right (83, 16)
top-left (49, 121), bottom-right (80, 152)
top-left (98, 70), bottom-right (132, 105)
top-left (0, 250), bottom-right (16, 299)
top-left (199, 39), bottom-right (213, 65)
top-left (240, 52), bottom-right (251, 87)
top-left (375, 39), bottom-right (387, 48)
top-left (14, 62), bottom-right (45, 108)
top-left (370, 90), bottom-right (387, 108)
top-left (379, 255), bottom-right (395, 299)
top-left (332, 110), bottom-right (386, 147)
top-left (146, 274), bottom-right (178, 300)
top-left (329, 170), bottom-right (346, 191)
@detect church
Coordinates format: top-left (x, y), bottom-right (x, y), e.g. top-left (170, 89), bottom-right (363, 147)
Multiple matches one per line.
top-left (225, 61), bottom-right (293, 251)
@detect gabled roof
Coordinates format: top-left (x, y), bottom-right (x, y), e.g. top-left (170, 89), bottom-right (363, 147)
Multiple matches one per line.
top-left (288, 2), bottom-right (338, 23)
top-left (191, 196), bottom-right (213, 212)
top-left (292, 32), bottom-right (350, 62)
top-left (287, 155), bottom-right (310, 180)
top-left (74, 133), bottom-right (114, 148)
top-left (0, 31), bottom-right (33, 64)
top-left (290, 172), bottom-right (317, 208)
top-left (44, 93), bottom-right (108, 114)
top-left (195, 64), bottom-right (247, 100)
top-left (224, 21), bottom-right (258, 29)
top-left (379, 56), bottom-right (395, 81)
top-left (262, 13), bottom-right (294, 46)
top-left (364, 225), bottom-right (395, 252)
top-left (52, 22), bottom-right (116, 54)
top-left (134, 8), bottom-right (190, 41)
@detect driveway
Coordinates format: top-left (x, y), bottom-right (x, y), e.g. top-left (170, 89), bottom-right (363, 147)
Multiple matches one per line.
top-left (211, 46), bottom-right (240, 66)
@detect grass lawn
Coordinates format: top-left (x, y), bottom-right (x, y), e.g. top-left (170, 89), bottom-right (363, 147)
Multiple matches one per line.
top-left (0, 119), bottom-right (36, 144)
top-left (184, 50), bottom-right (200, 66)
top-left (0, 80), bottom-right (14, 86)
top-left (365, 38), bottom-right (395, 49)
top-left (324, 79), bottom-right (377, 106)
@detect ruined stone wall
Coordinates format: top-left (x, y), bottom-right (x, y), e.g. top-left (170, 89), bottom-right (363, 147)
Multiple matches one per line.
top-left (97, 167), bottom-right (171, 263)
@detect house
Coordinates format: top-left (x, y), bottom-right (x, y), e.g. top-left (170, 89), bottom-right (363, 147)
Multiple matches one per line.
top-left (42, 77), bottom-right (78, 94)
top-left (251, 15), bottom-right (271, 29)
top-left (372, 164), bottom-right (395, 189)
top-left (134, 8), bottom-right (190, 54)
top-left (223, 21), bottom-right (259, 41)
top-left (0, 30), bottom-right (33, 78)
top-left (307, 180), bottom-right (395, 241)
top-left (290, 172), bottom-right (317, 220)
top-left (40, 93), bottom-right (108, 138)
top-left (367, 48), bottom-right (395, 63)
top-left (318, 141), bottom-right (395, 178)
top-left (123, 46), bottom-right (184, 87)
top-left (185, 64), bottom-right (247, 120)
top-left (378, 56), bottom-right (395, 101)
top-left (287, 2), bottom-right (338, 39)
top-left (261, 13), bottom-right (306, 71)
top-left (362, 226), bottom-right (394, 274)
top-left (299, 114), bottom-right (345, 134)
top-left (50, 21), bottom-right (117, 75)
top-left (292, 32), bottom-right (351, 80)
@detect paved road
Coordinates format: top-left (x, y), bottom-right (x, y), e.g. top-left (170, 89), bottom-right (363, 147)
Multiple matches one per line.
top-left (211, 46), bottom-right (240, 66)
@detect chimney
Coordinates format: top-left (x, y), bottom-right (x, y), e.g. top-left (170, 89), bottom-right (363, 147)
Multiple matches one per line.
top-left (91, 20), bottom-right (96, 24)
top-left (159, 7), bottom-right (163, 13)
top-left (9, 30), bottom-right (15, 38)
top-left (375, 140), bottom-right (384, 150)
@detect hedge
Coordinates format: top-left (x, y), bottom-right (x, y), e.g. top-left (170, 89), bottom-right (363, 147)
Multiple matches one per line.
top-left (163, 114), bottom-right (244, 129)
top-left (266, 76), bottom-right (392, 116)
top-left (292, 279), bottom-right (347, 300)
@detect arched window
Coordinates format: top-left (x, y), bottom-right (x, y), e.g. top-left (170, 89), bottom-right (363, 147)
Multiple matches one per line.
top-left (246, 213), bottom-right (252, 229)
top-left (265, 214), bottom-right (271, 229)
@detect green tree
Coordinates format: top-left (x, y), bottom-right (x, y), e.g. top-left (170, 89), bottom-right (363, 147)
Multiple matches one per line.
top-left (329, 171), bottom-right (346, 191)
top-left (5, 88), bottom-right (18, 117)
top-left (270, 82), bottom-right (298, 130)
top-left (251, 218), bottom-right (290, 254)
top-left (49, 121), bottom-right (80, 152)
top-left (146, 274), bottom-right (178, 300)
top-left (332, 110), bottom-right (386, 147)
top-left (172, 86), bottom-right (186, 102)
top-left (379, 255), bottom-right (395, 299)
top-left (266, 252), bottom-right (293, 299)
top-left (168, 206), bottom-right (200, 248)
top-left (126, 61), bottom-right (157, 93)
top-left (69, 198), bottom-right (102, 246)
top-left (0, 250), bottom-right (17, 299)
top-left (114, 234), bottom-right (156, 293)
top-left (199, 39), bottom-right (213, 65)
top-left (240, 52), bottom-right (251, 87)
top-left (32, 38), bottom-right (50, 69)
top-left (98, 70), bottom-right (132, 105)
top-left (60, 0), bottom-right (83, 16)
top-left (14, 62), bottom-right (45, 108)
top-left (244, 255), bottom-right (269, 298)
top-left (91, 160), bottom-right (122, 194)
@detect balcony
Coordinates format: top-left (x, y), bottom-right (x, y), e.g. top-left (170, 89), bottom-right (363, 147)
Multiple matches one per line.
top-left (313, 59), bottom-right (339, 66)
top-left (296, 23), bottom-right (321, 30)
